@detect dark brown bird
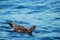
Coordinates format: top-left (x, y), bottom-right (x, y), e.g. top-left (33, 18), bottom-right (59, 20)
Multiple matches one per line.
top-left (8, 21), bottom-right (36, 36)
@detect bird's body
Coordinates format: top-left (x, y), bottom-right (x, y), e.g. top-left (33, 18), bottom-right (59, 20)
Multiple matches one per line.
top-left (8, 21), bottom-right (36, 36)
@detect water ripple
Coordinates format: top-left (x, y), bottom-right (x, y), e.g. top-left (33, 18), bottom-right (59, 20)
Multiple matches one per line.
top-left (0, 0), bottom-right (60, 40)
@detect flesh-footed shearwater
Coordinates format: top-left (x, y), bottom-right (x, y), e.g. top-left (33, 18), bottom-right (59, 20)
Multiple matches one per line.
top-left (8, 21), bottom-right (36, 36)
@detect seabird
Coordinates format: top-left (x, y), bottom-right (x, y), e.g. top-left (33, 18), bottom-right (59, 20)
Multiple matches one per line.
top-left (8, 21), bottom-right (36, 36)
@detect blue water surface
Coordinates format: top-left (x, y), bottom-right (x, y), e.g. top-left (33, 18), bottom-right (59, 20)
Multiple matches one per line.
top-left (0, 0), bottom-right (60, 40)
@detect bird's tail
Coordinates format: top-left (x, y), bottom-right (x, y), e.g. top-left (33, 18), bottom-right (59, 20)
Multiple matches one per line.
top-left (7, 21), bottom-right (17, 28)
top-left (8, 21), bottom-right (13, 27)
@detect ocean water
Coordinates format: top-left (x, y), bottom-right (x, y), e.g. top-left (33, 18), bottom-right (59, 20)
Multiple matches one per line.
top-left (0, 0), bottom-right (60, 40)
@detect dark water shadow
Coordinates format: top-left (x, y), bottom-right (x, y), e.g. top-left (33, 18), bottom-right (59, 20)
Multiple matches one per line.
top-left (12, 6), bottom-right (27, 9)
top-left (40, 37), bottom-right (53, 40)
